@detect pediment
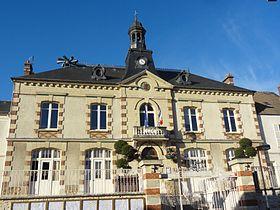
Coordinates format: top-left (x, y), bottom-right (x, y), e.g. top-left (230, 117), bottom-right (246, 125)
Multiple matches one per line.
top-left (120, 70), bottom-right (173, 89)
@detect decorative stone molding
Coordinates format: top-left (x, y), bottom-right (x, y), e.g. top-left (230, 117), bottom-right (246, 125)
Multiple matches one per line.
top-left (219, 105), bottom-right (243, 140)
top-left (18, 80), bottom-right (119, 91)
top-left (85, 97), bottom-right (113, 139)
top-left (121, 97), bottom-right (128, 138)
top-left (178, 100), bottom-right (205, 140)
top-left (9, 93), bottom-right (21, 138)
top-left (34, 95), bottom-right (66, 138)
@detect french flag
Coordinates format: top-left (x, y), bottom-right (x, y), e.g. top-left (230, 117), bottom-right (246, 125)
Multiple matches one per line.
top-left (158, 110), bottom-right (163, 126)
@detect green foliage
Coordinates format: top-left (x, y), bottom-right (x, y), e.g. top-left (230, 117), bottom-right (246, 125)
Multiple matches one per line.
top-left (114, 140), bottom-right (128, 154)
top-left (234, 138), bottom-right (257, 159)
top-left (121, 144), bottom-right (137, 162)
top-left (116, 158), bottom-right (131, 169)
top-left (239, 138), bottom-right (252, 149)
top-left (234, 147), bottom-right (245, 158)
top-left (114, 140), bottom-right (137, 168)
top-left (245, 146), bottom-right (257, 158)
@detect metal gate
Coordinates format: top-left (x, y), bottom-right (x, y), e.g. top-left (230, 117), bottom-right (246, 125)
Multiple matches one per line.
top-left (161, 170), bottom-right (240, 210)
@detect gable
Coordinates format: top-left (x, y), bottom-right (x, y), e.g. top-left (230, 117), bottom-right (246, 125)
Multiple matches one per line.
top-left (120, 70), bottom-right (173, 89)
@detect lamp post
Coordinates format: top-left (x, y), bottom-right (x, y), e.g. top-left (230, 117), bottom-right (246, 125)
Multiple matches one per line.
top-left (176, 133), bottom-right (197, 210)
top-left (256, 143), bottom-right (271, 210)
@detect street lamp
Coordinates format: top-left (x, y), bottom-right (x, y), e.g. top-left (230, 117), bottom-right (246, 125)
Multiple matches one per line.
top-left (256, 143), bottom-right (271, 210)
top-left (176, 133), bottom-right (197, 210)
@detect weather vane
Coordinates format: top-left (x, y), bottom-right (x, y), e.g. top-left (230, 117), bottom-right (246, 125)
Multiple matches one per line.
top-left (57, 56), bottom-right (78, 67)
top-left (134, 10), bottom-right (138, 21)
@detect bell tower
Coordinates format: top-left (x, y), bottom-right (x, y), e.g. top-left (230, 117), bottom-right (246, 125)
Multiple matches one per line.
top-left (124, 13), bottom-right (157, 79)
top-left (128, 12), bottom-right (146, 50)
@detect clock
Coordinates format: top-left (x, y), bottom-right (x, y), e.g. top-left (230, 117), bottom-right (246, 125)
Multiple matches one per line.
top-left (138, 58), bottom-right (146, 65)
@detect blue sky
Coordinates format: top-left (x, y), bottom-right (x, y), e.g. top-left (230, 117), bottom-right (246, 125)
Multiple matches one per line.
top-left (0, 0), bottom-right (279, 100)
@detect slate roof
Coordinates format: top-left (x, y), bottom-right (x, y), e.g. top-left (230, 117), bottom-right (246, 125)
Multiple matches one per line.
top-left (12, 65), bottom-right (252, 93)
top-left (0, 101), bottom-right (11, 115)
top-left (254, 92), bottom-right (280, 115)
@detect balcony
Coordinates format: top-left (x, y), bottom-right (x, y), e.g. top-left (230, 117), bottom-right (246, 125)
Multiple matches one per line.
top-left (0, 169), bottom-right (143, 198)
top-left (133, 126), bottom-right (169, 139)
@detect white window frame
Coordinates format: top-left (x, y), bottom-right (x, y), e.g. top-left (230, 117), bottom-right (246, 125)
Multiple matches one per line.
top-left (223, 109), bottom-right (237, 133)
top-left (31, 149), bottom-right (61, 180)
top-left (140, 103), bottom-right (155, 127)
top-left (90, 104), bottom-right (107, 131)
top-left (273, 124), bottom-right (280, 148)
top-left (40, 102), bottom-right (58, 130)
top-left (85, 149), bottom-right (112, 180)
top-left (226, 148), bottom-right (235, 161)
top-left (184, 107), bottom-right (198, 132)
top-left (184, 148), bottom-right (207, 171)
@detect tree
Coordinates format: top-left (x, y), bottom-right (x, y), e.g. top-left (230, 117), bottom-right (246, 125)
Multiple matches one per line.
top-left (114, 140), bottom-right (137, 168)
top-left (234, 138), bottom-right (257, 158)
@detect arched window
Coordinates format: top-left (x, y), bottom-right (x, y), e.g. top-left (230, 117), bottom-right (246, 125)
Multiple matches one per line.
top-left (140, 103), bottom-right (155, 127)
top-left (141, 147), bottom-right (158, 160)
top-left (137, 32), bottom-right (141, 41)
top-left (132, 33), bottom-right (136, 42)
top-left (84, 149), bottom-right (112, 194)
top-left (30, 149), bottom-right (60, 195)
top-left (183, 148), bottom-right (207, 171)
top-left (40, 102), bottom-right (59, 129)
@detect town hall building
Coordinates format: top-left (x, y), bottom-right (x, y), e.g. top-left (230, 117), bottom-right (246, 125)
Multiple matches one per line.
top-left (0, 17), bottom-right (267, 210)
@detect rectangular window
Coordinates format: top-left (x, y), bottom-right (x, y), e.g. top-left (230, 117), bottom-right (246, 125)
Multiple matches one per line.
top-left (274, 124), bottom-right (280, 147)
top-left (105, 160), bottom-right (111, 179)
top-left (39, 102), bottom-right (59, 129)
top-left (223, 109), bottom-right (237, 132)
top-left (90, 104), bottom-right (107, 130)
top-left (184, 107), bottom-right (198, 132)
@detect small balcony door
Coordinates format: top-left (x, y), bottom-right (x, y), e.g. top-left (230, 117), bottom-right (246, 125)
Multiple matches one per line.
top-left (85, 149), bottom-right (112, 194)
top-left (30, 149), bottom-right (60, 196)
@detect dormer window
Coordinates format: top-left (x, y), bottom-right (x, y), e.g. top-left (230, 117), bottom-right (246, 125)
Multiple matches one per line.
top-left (92, 65), bottom-right (106, 80)
top-left (176, 70), bottom-right (191, 85)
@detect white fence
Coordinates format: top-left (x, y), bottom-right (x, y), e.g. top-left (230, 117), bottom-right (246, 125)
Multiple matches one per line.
top-left (0, 169), bottom-right (143, 197)
top-left (161, 168), bottom-right (240, 210)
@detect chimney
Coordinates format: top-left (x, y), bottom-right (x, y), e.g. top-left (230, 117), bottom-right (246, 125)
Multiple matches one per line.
top-left (24, 60), bottom-right (33, 76)
top-left (223, 73), bottom-right (234, 85)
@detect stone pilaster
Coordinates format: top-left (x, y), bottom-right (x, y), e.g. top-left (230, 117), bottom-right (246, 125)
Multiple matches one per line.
top-left (229, 158), bottom-right (258, 209)
top-left (139, 160), bottom-right (163, 210)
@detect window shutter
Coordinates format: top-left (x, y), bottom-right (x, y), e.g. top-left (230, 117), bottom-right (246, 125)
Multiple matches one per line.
top-left (274, 124), bottom-right (280, 147)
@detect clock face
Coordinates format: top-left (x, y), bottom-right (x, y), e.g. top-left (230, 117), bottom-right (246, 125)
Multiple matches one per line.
top-left (138, 58), bottom-right (146, 65)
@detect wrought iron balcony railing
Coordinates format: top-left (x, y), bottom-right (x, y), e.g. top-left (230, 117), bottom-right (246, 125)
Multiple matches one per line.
top-left (0, 169), bottom-right (143, 197)
top-left (133, 126), bottom-right (169, 139)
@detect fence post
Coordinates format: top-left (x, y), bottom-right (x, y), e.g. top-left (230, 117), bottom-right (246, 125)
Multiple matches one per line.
top-left (229, 158), bottom-right (259, 209)
top-left (139, 160), bottom-right (163, 210)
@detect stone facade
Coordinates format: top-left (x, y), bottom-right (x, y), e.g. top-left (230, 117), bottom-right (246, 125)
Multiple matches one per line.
top-left (3, 72), bottom-right (262, 174)
top-left (0, 101), bottom-right (10, 193)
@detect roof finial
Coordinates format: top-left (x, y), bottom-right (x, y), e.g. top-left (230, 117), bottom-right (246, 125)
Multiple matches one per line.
top-left (134, 10), bottom-right (138, 21)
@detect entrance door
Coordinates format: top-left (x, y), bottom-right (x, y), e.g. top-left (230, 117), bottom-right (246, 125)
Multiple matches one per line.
top-left (30, 149), bottom-right (60, 196)
top-left (85, 149), bottom-right (113, 194)
top-left (92, 160), bottom-right (103, 193)
top-left (38, 161), bottom-right (52, 195)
